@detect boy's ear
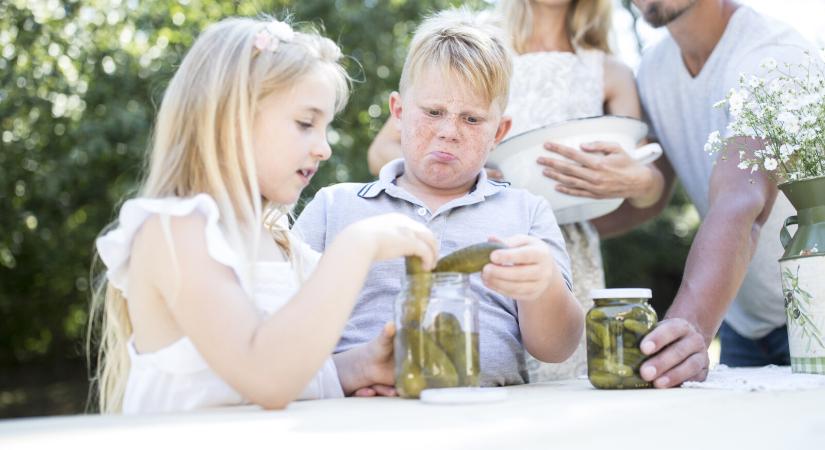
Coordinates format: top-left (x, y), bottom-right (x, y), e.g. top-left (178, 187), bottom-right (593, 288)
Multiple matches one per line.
top-left (493, 115), bottom-right (513, 145)
top-left (389, 91), bottom-right (403, 122)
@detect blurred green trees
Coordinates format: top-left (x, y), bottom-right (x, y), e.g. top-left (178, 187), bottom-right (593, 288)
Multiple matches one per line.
top-left (0, 0), bottom-right (485, 368)
top-left (0, 0), bottom-right (695, 416)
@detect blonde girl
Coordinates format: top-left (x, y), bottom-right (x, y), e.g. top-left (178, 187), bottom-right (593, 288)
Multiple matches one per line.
top-left (89, 17), bottom-right (437, 414)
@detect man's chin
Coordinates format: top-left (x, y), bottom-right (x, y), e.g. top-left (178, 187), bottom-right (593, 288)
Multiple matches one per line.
top-left (643, 14), bottom-right (668, 28)
top-left (641, 0), bottom-right (696, 28)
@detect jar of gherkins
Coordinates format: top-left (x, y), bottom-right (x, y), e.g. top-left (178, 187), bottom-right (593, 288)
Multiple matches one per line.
top-left (586, 288), bottom-right (657, 389)
top-left (394, 272), bottom-right (480, 399)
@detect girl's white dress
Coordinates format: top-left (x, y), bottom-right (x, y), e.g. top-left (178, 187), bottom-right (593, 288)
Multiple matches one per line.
top-left (97, 194), bottom-right (343, 414)
top-left (505, 49), bottom-right (607, 382)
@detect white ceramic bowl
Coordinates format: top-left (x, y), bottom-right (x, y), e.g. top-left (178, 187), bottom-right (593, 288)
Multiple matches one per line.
top-left (487, 116), bottom-right (662, 225)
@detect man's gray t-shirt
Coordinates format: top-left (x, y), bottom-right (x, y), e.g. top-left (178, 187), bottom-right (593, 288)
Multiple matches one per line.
top-left (294, 159), bottom-right (572, 386)
top-left (637, 6), bottom-right (814, 339)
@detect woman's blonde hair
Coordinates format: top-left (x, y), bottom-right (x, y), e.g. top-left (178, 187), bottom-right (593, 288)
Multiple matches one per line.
top-left (87, 17), bottom-right (349, 413)
top-left (398, 8), bottom-right (512, 110)
top-left (498, 0), bottom-right (613, 55)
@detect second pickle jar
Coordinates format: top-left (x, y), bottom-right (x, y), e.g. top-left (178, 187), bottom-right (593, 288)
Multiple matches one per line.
top-left (394, 272), bottom-right (480, 399)
top-left (586, 288), bottom-right (658, 389)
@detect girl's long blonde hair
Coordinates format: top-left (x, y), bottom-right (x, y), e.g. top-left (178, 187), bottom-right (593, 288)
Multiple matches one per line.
top-left (87, 17), bottom-right (349, 413)
top-left (498, 0), bottom-right (613, 55)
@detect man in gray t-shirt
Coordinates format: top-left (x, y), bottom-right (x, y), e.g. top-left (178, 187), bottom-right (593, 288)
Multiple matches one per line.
top-left (636, 2), bottom-right (814, 370)
top-left (543, 0), bottom-right (815, 387)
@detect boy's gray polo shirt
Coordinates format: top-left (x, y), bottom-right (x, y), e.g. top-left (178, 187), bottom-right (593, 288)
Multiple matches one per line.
top-left (294, 159), bottom-right (572, 386)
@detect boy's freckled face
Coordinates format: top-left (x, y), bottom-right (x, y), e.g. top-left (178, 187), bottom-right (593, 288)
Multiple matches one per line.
top-left (392, 67), bottom-right (506, 193)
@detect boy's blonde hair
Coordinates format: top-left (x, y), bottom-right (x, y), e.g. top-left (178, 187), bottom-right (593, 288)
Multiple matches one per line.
top-left (398, 8), bottom-right (512, 110)
top-left (498, 0), bottom-right (613, 55)
top-left (87, 17), bottom-right (349, 413)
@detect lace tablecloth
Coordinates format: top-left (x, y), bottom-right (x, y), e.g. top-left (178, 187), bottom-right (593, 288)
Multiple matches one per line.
top-left (683, 364), bottom-right (825, 391)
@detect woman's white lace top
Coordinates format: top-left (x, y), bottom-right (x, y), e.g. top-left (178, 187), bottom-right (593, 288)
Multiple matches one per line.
top-left (505, 49), bottom-right (605, 136)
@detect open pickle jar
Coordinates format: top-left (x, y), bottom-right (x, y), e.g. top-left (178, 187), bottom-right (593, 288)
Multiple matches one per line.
top-left (394, 272), bottom-right (480, 399)
top-left (586, 288), bottom-right (658, 389)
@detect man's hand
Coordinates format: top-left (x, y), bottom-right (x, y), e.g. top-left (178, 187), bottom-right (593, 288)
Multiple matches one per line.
top-left (639, 318), bottom-right (710, 388)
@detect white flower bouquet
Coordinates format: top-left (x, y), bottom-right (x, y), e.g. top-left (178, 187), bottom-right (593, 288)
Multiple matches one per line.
top-left (705, 50), bottom-right (825, 181)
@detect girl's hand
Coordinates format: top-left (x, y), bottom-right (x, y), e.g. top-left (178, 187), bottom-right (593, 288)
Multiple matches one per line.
top-left (345, 213), bottom-right (438, 269)
top-left (538, 141), bottom-right (658, 207)
top-left (334, 322), bottom-right (397, 396)
top-left (481, 235), bottom-right (557, 303)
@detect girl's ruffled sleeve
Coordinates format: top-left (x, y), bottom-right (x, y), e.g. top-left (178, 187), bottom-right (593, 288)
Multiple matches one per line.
top-left (95, 194), bottom-right (246, 298)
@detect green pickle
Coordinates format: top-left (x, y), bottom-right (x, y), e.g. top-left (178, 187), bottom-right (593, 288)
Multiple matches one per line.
top-left (396, 243), bottom-right (493, 398)
top-left (429, 312), bottom-right (480, 386)
top-left (586, 289), bottom-right (658, 389)
top-left (432, 242), bottom-right (506, 273)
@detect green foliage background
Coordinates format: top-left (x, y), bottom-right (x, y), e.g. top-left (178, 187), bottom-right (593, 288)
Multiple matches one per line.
top-left (0, 0), bottom-right (696, 417)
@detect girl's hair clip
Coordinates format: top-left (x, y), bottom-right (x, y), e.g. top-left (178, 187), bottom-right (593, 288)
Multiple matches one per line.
top-left (254, 20), bottom-right (295, 53)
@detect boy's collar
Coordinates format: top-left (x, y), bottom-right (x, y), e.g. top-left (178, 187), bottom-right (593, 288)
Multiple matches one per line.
top-left (358, 159), bottom-right (509, 200)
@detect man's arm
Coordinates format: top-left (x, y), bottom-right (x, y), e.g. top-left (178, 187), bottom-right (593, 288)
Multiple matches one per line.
top-left (665, 136), bottom-right (777, 339)
top-left (639, 137), bottom-right (778, 387)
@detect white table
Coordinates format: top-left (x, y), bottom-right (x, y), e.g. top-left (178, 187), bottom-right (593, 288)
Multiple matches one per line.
top-left (1, 367), bottom-right (823, 449)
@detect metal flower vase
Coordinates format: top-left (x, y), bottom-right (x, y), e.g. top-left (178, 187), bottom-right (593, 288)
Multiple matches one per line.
top-left (779, 175), bottom-right (825, 374)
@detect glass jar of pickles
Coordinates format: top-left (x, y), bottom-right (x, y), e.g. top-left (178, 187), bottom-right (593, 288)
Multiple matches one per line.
top-left (586, 288), bottom-right (658, 389)
top-left (394, 272), bottom-right (480, 399)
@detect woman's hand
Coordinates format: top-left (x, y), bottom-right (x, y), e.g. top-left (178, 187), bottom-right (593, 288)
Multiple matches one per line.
top-left (538, 141), bottom-right (661, 208)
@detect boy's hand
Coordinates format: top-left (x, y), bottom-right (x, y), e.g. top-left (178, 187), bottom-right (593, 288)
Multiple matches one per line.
top-left (352, 384), bottom-right (397, 397)
top-left (333, 322), bottom-right (397, 396)
top-left (480, 235), bottom-right (556, 303)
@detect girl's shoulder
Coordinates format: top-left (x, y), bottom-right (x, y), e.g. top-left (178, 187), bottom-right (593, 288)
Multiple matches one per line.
top-left (97, 194), bottom-right (242, 297)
